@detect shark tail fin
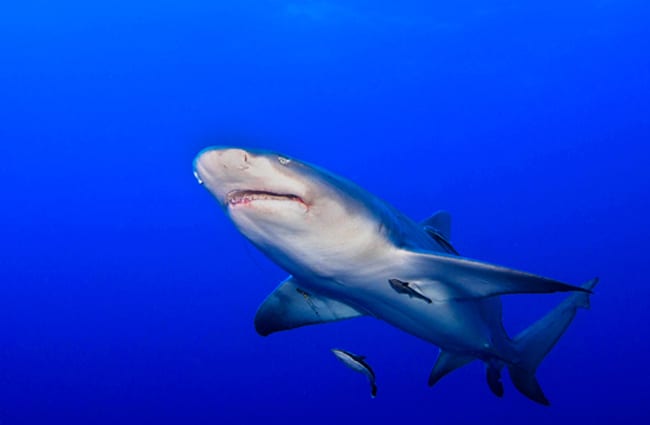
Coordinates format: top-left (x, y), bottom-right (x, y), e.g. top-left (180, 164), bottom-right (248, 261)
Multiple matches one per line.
top-left (370, 382), bottom-right (378, 398)
top-left (507, 277), bottom-right (599, 406)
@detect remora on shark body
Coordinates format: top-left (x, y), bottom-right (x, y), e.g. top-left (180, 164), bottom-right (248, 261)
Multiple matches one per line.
top-left (193, 147), bottom-right (598, 405)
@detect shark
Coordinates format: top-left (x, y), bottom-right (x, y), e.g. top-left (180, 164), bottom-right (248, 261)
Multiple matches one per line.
top-left (193, 146), bottom-right (598, 405)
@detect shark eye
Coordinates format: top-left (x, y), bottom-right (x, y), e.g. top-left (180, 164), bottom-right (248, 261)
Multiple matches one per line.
top-left (278, 156), bottom-right (291, 166)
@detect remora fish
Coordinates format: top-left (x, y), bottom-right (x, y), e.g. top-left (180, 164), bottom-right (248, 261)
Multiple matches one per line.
top-left (193, 147), bottom-right (598, 406)
top-left (389, 278), bottom-right (432, 304)
top-left (331, 349), bottom-right (377, 398)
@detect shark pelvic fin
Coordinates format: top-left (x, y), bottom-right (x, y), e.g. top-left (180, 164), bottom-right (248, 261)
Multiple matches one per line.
top-left (486, 361), bottom-right (505, 397)
top-left (403, 250), bottom-right (592, 300)
top-left (428, 350), bottom-right (475, 387)
top-left (254, 277), bottom-right (364, 336)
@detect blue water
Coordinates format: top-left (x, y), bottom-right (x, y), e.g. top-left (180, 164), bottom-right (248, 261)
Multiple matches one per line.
top-left (1, 1), bottom-right (649, 423)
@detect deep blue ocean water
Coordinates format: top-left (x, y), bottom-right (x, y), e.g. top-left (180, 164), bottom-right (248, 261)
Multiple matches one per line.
top-left (1, 1), bottom-right (649, 423)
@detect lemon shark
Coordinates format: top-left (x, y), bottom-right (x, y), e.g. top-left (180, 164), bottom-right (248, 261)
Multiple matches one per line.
top-left (193, 147), bottom-right (598, 405)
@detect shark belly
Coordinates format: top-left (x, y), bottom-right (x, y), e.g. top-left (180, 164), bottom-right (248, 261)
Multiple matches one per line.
top-left (257, 232), bottom-right (503, 357)
top-left (295, 265), bottom-right (498, 357)
top-left (373, 298), bottom-right (494, 355)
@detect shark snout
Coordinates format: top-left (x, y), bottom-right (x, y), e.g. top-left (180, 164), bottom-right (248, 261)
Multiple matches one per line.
top-left (215, 148), bottom-right (251, 170)
top-left (193, 147), bottom-right (251, 184)
top-left (194, 147), bottom-right (250, 172)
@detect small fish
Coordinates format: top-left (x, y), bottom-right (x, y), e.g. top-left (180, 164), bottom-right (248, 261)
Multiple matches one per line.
top-left (388, 278), bottom-right (432, 304)
top-left (331, 348), bottom-right (377, 398)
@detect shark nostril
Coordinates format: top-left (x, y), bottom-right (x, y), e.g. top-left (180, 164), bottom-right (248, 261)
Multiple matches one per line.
top-left (212, 149), bottom-right (251, 170)
top-left (238, 152), bottom-right (250, 170)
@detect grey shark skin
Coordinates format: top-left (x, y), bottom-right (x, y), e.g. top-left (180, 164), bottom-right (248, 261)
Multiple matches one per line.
top-left (193, 147), bottom-right (598, 406)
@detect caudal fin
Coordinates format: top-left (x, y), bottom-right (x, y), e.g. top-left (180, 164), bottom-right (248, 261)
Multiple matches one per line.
top-left (507, 277), bottom-right (599, 405)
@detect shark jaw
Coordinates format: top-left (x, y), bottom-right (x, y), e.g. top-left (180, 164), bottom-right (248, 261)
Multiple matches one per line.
top-left (226, 190), bottom-right (307, 208)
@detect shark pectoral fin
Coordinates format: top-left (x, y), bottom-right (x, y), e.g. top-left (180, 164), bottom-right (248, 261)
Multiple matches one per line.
top-left (428, 350), bottom-right (475, 387)
top-left (254, 277), bottom-right (364, 336)
top-left (404, 250), bottom-right (591, 300)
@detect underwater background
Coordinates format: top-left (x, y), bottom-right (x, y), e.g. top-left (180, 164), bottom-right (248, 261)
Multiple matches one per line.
top-left (1, 1), bottom-right (649, 423)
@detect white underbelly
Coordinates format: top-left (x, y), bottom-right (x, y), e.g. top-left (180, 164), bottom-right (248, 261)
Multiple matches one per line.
top-left (303, 268), bottom-right (494, 354)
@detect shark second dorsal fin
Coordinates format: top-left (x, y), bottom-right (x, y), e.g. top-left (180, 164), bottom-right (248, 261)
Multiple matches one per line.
top-left (254, 277), bottom-right (364, 336)
top-left (421, 210), bottom-right (452, 240)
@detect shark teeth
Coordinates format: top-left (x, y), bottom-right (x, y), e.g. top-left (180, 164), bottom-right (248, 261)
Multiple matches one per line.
top-left (227, 190), bottom-right (304, 206)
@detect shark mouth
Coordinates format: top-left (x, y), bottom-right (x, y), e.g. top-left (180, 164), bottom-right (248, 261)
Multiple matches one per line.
top-left (227, 190), bottom-right (306, 207)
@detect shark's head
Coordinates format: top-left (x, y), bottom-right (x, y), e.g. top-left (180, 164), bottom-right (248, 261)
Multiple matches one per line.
top-left (193, 146), bottom-right (392, 277)
top-left (193, 147), bottom-right (311, 219)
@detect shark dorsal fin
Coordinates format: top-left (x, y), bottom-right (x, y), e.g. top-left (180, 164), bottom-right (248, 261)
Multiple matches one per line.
top-left (421, 210), bottom-right (452, 240)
